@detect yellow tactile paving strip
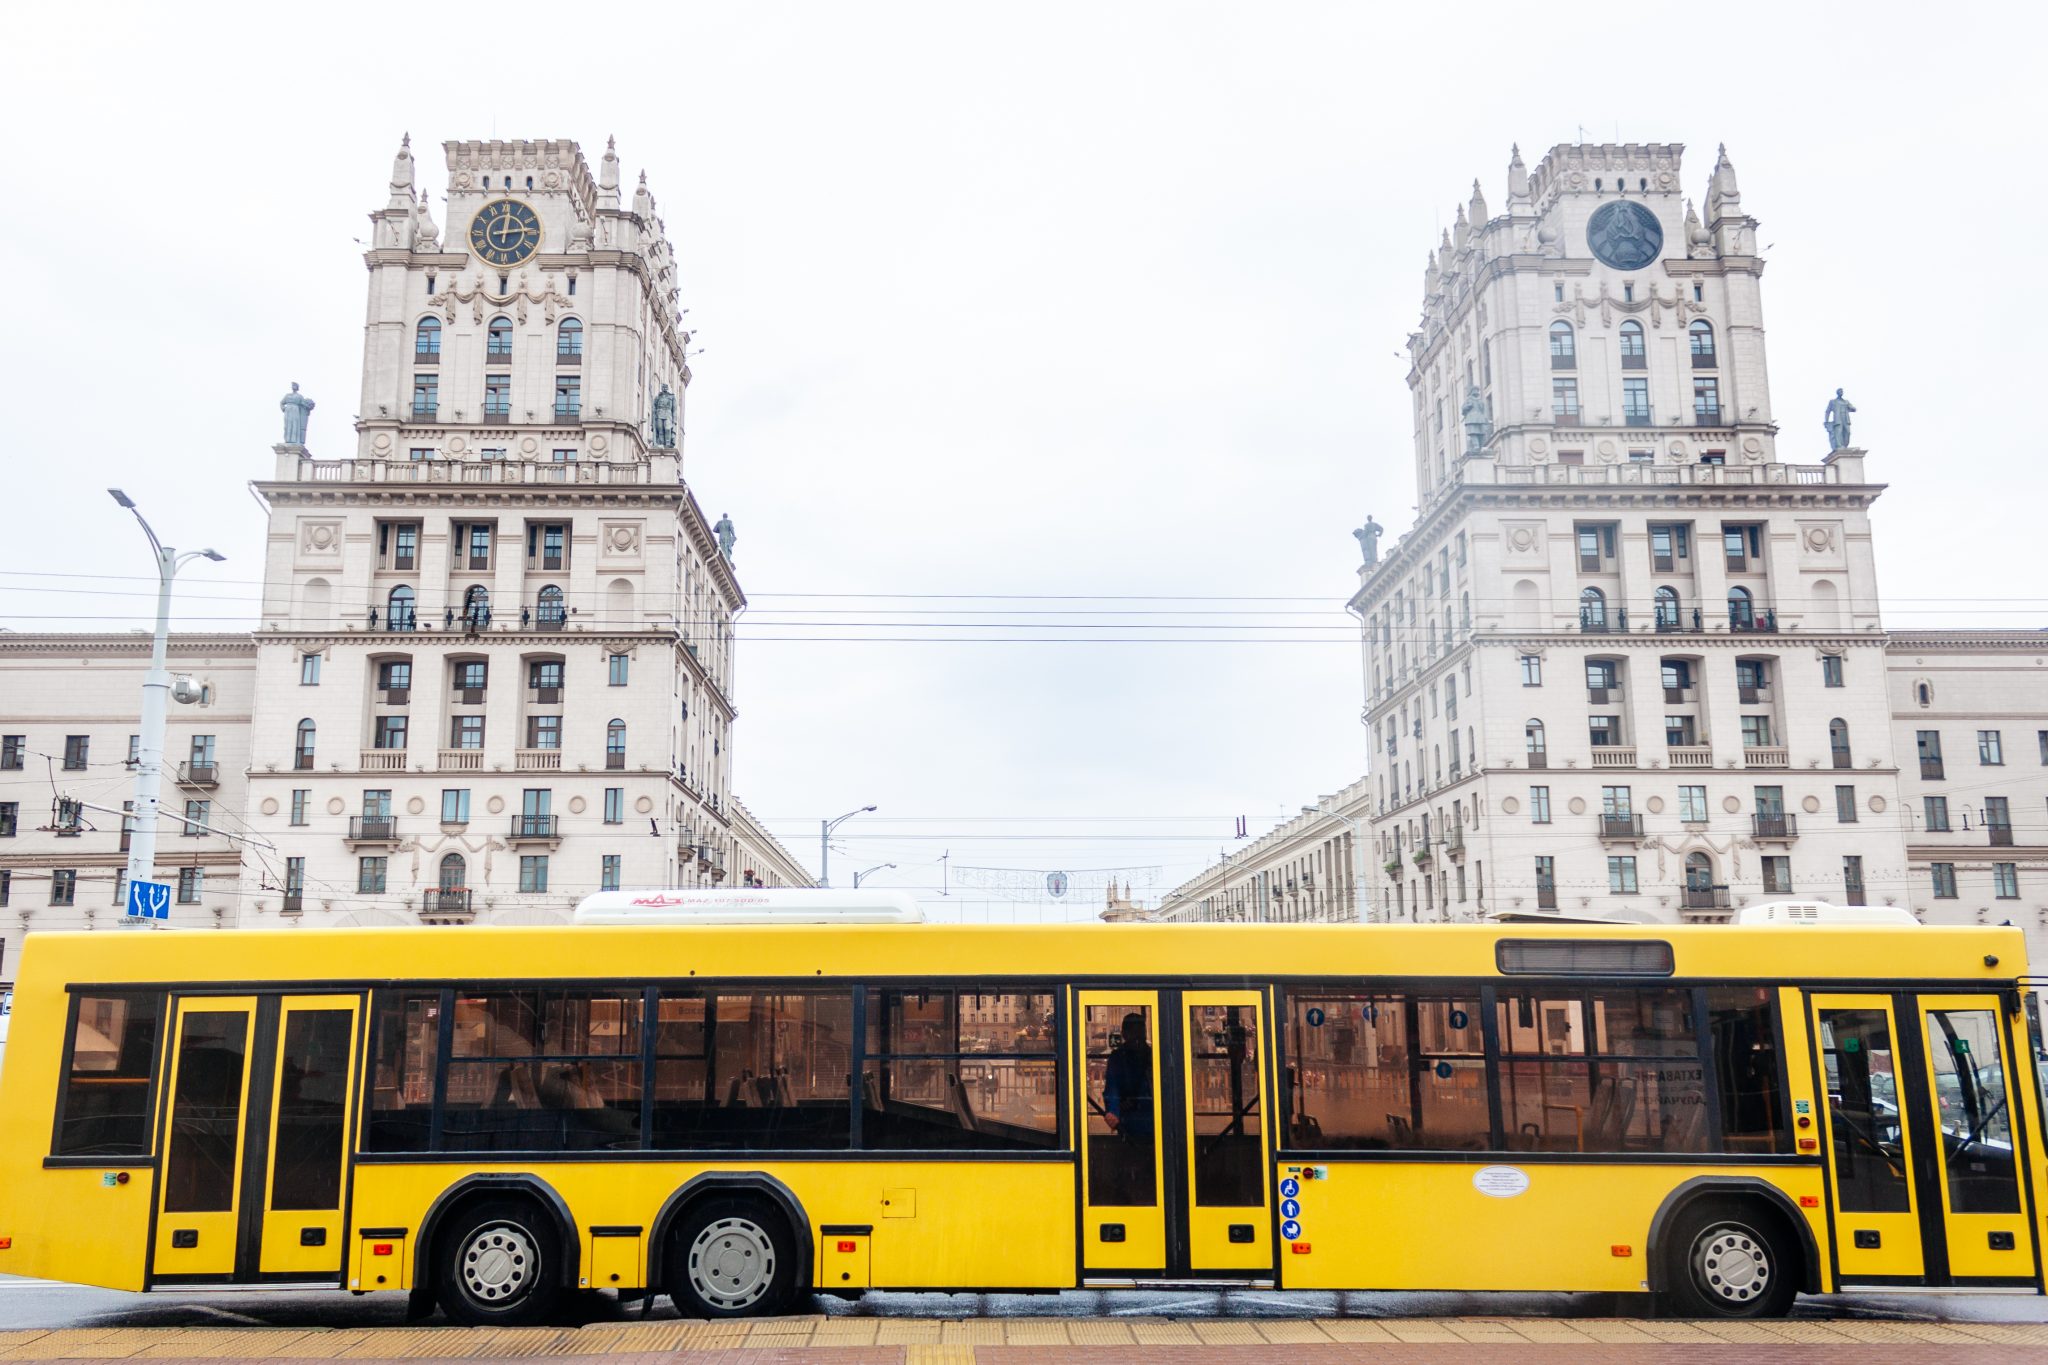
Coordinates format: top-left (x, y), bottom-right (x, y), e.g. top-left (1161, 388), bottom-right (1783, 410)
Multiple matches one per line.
top-left (2, 1316), bottom-right (2048, 1357)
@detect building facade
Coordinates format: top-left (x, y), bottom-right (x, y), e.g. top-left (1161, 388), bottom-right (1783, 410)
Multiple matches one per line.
top-left (1148, 780), bottom-right (1369, 924)
top-left (1159, 141), bottom-right (2046, 953)
top-left (0, 136), bottom-right (809, 966)
top-left (730, 799), bottom-right (814, 889)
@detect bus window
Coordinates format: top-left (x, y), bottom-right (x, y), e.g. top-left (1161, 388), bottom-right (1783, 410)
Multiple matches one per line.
top-left (1707, 986), bottom-right (1787, 1154)
top-left (863, 988), bottom-right (1057, 1150)
top-left (1086, 1006), bottom-right (1156, 1204)
top-left (1496, 988), bottom-right (1707, 1154)
top-left (653, 989), bottom-right (853, 1150)
top-left (1283, 992), bottom-right (1486, 1150)
top-left (52, 992), bottom-right (163, 1156)
top-left (365, 991), bottom-right (439, 1152)
top-left (1188, 1003), bottom-right (1262, 1205)
top-left (1926, 1009), bottom-right (2020, 1214)
top-left (442, 990), bottom-right (643, 1151)
top-left (1818, 1008), bottom-right (1910, 1212)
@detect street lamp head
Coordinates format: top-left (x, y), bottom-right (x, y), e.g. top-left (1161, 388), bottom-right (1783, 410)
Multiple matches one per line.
top-left (108, 488), bottom-right (136, 509)
top-left (199, 549), bottom-right (226, 562)
top-left (863, 804), bottom-right (878, 812)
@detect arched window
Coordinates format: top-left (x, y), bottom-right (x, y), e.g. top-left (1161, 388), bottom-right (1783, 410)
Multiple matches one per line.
top-left (294, 719), bottom-right (316, 770)
top-left (557, 317), bottom-right (583, 358)
top-left (1917, 681), bottom-right (1933, 707)
top-left (606, 718), bottom-right (627, 769)
top-left (1579, 586), bottom-right (1607, 629)
top-left (487, 316), bottom-right (514, 359)
top-left (537, 584), bottom-right (566, 625)
top-left (1618, 319), bottom-right (1645, 368)
top-left (1829, 718), bottom-right (1852, 768)
top-left (463, 585), bottom-right (491, 628)
top-left (387, 585), bottom-right (415, 631)
top-left (1685, 852), bottom-right (1714, 892)
top-left (1549, 320), bottom-right (1576, 368)
top-left (1727, 585), bottom-right (1755, 629)
top-left (1525, 719), bottom-right (1547, 764)
top-left (415, 316), bottom-right (441, 359)
top-left (438, 852), bottom-right (467, 892)
top-left (1654, 585), bottom-right (1680, 629)
top-left (1689, 319), bottom-right (1716, 367)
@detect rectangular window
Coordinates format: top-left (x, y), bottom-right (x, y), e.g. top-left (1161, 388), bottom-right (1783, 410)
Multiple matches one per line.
top-left (441, 789), bottom-right (470, 823)
top-left (52, 993), bottom-right (164, 1156)
top-left (650, 989), bottom-right (857, 1150)
top-left (2040, 730), bottom-right (2048, 765)
top-left (1520, 655), bottom-right (1542, 686)
top-left (603, 788), bottom-right (624, 824)
top-left (1529, 786), bottom-right (1551, 823)
top-left (1622, 376), bottom-right (1651, 424)
top-left (0, 735), bottom-right (23, 770)
top-left (1679, 785), bottom-right (1709, 822)
top-left (1835, 786), bottom-right (1858, 823)
top-left (1741, 715), bottom-right (1775, 748)
top-left (300, 652), bottom-right (321, 685)
top-left (1819, 1008), bottom-right (1909, 1211)
top-left (412, 373), bottom-right (438, 416)
top-left (1925, 796), bottom-right (1950, 832)
top-left (551, 447), bottom-right (577, 463)
top-left (0, 803), bottom-right (14, 838)
top-left (456, 660), bottom-right (489, 693)
top-left (554, 375), bottom-right (581, 418)
top-left (183, 799), bottom-right (210, 836)
top-left (601, 855), bottom-right (621, 891)
top-left (358, 857), bottom-right (388, 894)
top-left (1994, 863), bottom-right (2020, 899)
top-left (1664, 715), bottom-right (1697, 746)
top-left (1, 868), bottom-right (9, 905)
top-left (1497, 988), bottom-right (1707, 1154)
top-left (1552, 377), bottom-right (1580, 419)
top-left (374, 715), bottom-right (408, 750)
top-left (1587, 716), bottom-right (1619, 747)
top-left (379, 660), bottom-right (412, 694)
top-left (438, 989), bottom-right (645, 1152)
top-left (1932, 862), bottom-right (1958, 898)
top-left (1608, 857), bottom-right (1639, 894)
top-left (526, 715), bottom-right (562, 750)
top-left (1693, 376), bottom-right (1722, 423)
top-left (484, 373), bottom-right (512, 417)
top-left (1821, 655), bottom-right (1844, 688)
top-left (864, 987), bottom-right (1061, 1152)
top-left (176, 866), bottom-right (203, 904)
top-left (608, 653), bottom-right (629, 686)
top-left (285, 857), bottom-right (305, 892)
top-left (1761, 855), bottom-right (1792, 894)
top-left (63, 735), bottom-right (89, 770)
top-left (290, 789), bottom-right (309, 826)
top-left (452, 715), bottom-right (485, 749)
top-left (1709, 986), bottom-right (1787, 1154)
top-left (1979, 730), bottom-right (2005, 765)
top-left (1283, 991), bottom-right (1486, 1150)
top-left (519, 855), bottom-right (549, 892)
top-left (51, 869), bottom-right (76, 905)
top-left (409, 447), bottom-right (433, 461)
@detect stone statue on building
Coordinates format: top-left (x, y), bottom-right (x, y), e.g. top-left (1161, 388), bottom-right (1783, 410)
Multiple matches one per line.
top-left (1823, 388), bottom-right (1856, 451)
top-left (279, 382), bottom-right (315, 446)
top-left (1352, 516), bottom-right (1383, 566)
top-left (651, 384), bottom-right (678, 447)
top-left (1460, 384), bottom-right (1492, 454)
top-left (713, 513), bottom-right (736, 560)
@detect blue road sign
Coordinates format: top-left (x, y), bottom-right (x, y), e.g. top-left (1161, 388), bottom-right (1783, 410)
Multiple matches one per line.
top-left (1280, 1198), bottom-right (1301, 1219)
top-left (126, 879), bottom-right (171, 922)
top-left (1281, 1219), bottom-right (1303, 1240)
top-left (1279, 1177), bottom-right (1300, 1199)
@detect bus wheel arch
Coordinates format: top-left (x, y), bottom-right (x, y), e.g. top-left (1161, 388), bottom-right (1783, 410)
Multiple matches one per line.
top-left (1648, 1178), bottom-right (1815, 1316)
top-left (649, 1173), bottom-right (812, 1316)
top-left (415, 1174), bottom-right (582, 1321)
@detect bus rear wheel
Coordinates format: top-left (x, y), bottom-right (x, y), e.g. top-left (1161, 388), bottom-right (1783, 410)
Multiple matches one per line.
top-left (1661, 1199), bottom-right (1797, 1318)
top-left (665, 1197), bottom-right (798, 1319)
top-left (437, 1198), bottom-right (564, 1326)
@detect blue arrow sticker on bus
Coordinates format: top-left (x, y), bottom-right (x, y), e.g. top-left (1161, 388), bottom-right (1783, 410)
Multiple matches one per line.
top-left (1436, 1061), bottom-right (1454, 1079)
top-left (1361, 1003), bottom-right (1378, 1023)
top-left (1281, 1219), bottom-right (1303, 1240)
top-left (1306, 1007), bottom-right (1326, 1028)
top-left (1280, 1198), bottom-right (1301, 1220)
top-left (1279, 1177), bottom-right (1300, 1200)
top-left (1450, 1009), bottom-right (1469, 1030)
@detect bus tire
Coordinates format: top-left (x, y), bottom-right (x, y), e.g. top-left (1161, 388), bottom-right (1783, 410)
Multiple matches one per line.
top-left (436, 1197), bottom-right (565, 1326)
top-left (664, 1196), bottom-right (798, 1319)
top-left (1659, 1198), bottom-right (1798, 1319)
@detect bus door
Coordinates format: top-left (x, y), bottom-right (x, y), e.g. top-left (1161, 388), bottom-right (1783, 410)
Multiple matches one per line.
top-left (1077, 989), bottom-right (1275, 1279)
top-left (152, 994), bottom-right (362, 1283)
top-left (1812, 993), bottom-right (2037, 1286)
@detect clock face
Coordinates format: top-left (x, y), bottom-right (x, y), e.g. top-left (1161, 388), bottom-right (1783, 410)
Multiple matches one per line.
top-left (468, 198), bottom-right (542, 267)
top-left (1586, 200), bottom-right (1664, 271)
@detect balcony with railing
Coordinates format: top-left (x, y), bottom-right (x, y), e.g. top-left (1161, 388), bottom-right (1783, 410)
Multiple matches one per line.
top-left (1728, 607), bottom-right (1779, 634)
top-left (1681, 885), bottom-right (1733, 919)
top-left (525, 604), bottom-right (568, 632)
top-left (1744, 746), bottom-right (1789, 768)
top-left (281, 889), bottom-right (305, 915)
top-left (294, 455), bottom-right (659, 487)
top-left (359, 748), bottom-right (408, 771)
top-left (1578, 607), bottom-right (1628, 635)
top-left (1444, 825), bottom-right (1465, 855)
top-left (1920, 758), bottom-right (1945, 781)
top-left (515, 748), bottom-right (562, 771)
top-left (1536, 884), bottom-right (1558, 910)
top-left (1989, 823), bottom-right (2016, 847)
top-left (1751, 813), bottom-right (1798, 841)
top-left (438, 748), bottom-right (484, 771)
top-left (1597, 814), bottom-right (1644, 840)
top-left (509, 815), bottom-right (559, 842)
top-left (1589, 747), bottom-right (1637, 768)
top-left (346, 815), bottom-right (399, 845)
top-left (1525, 748), bottom-right (1549, 770)
top-left (421, 889), bottom-right (474, 921)
top-left (1667, 745), bottom-right (1714, 768)
top-left (174, 762), bottom-right (218, 789)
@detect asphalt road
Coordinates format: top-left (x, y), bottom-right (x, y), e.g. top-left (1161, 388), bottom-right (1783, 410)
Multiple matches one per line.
top-left (2, 1274), bottom-right (2045, 1332)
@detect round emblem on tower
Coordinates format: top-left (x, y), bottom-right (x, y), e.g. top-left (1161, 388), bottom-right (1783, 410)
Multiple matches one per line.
top-left (1585, 200), bottom-right (1663, 270)
top-left (468, 198), bottom-right (542, 267)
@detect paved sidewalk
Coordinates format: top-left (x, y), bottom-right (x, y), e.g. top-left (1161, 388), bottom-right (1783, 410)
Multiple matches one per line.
top-left (3, 1316), bottom-right (2048, 1361)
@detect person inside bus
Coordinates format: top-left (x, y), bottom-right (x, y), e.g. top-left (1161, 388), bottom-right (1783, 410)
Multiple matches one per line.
top-left (1097, 1012), bottom-right (1156, 1203)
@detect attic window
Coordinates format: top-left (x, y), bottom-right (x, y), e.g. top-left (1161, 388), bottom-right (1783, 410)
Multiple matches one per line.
top-left (1623, 283), bottom-right (1634, 302)
top-left (526, 176), bottom-right (534, 190)
top-left (483, 177), bottom-right (491, 189)
top-left (1640, 178), bottom-right (1648, 191)
top-left (1595, 178), bottom-right (1603, 191)
top-left (1693, 283), bottom-right (1703, 302)
top-left (1554, 283), bottom-right (1564, 302)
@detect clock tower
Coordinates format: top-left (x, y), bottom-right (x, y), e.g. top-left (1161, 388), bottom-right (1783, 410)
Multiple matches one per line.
top-left (245, 136), bottom-right (745, 926)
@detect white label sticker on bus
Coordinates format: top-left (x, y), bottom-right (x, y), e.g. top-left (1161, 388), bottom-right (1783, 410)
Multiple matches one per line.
top-left (1473, 1165), bottom-right (1531, 1198)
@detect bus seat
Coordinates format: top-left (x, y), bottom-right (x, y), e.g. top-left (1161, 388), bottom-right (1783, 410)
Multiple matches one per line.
top-left (498, 1065), bottom-right (540, 1109)
top-left (946, 1072), bottom-right (980, 1132)
top-left (726, 1070), bottom-right (754, 1107)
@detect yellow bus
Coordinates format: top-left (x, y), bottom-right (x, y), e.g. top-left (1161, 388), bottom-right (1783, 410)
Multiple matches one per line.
top-left (0, 892), bottom-right (2042, 1322)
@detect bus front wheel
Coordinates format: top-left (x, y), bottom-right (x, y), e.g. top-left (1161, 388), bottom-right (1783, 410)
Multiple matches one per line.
top-left (437, 1198), bottom-right (565, 1326)
top-left (665, 1196), bottom-right (798, 1319)
top-left (1660, 1199), bottom-right (1798, 1319)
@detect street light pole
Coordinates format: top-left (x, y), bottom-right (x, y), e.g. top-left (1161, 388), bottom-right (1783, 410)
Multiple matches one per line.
top-left (109, 490), bottom-right (223, 922)
top-left (818, 804), bottom-right (876, 888)
top-left (852, 863), bottom-right (896, 889)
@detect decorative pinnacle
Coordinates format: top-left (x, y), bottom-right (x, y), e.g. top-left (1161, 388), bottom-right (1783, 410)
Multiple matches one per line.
top-left (607, 134), bottom-right (616, 151)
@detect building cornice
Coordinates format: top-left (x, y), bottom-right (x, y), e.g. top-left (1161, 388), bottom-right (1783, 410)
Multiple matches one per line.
top-left (0, 633), bottom-right (255, 657)
top-left (1886, 631), bottom-right (2048, 651)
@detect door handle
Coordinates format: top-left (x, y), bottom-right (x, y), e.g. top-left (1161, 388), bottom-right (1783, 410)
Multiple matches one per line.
top-left (171, 1229), bottom-right (198, 1249)
top-left (300, 1227), bottom-right (328, 1247)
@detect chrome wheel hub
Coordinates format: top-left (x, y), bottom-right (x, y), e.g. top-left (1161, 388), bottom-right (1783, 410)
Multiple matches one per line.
top-left (688, 1216), bottom-right (776, 1309)
top-left (461, 1222), bottom-right (537, 1304)
top-left (1694, 1225), bottom-right (1769, 1305)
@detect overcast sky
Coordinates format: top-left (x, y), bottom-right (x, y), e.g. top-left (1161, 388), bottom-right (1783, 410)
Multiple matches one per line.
top-left (3, 3), bottom-right (2040, 917)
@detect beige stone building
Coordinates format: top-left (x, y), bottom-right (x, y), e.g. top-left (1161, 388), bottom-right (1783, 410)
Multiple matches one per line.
top-left (730, 799), bottom-right (814, 889)
top-left (0, 136), bottom-right (809, 969)
top-left (1158, 141), bottom-right (2046, 955)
